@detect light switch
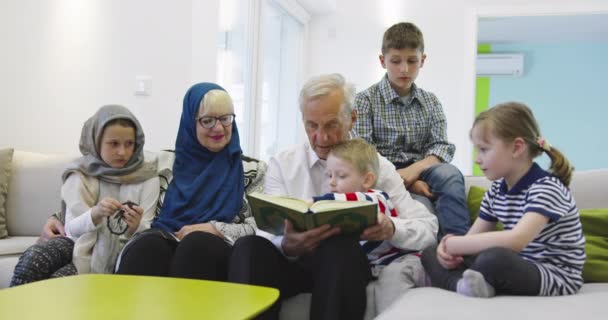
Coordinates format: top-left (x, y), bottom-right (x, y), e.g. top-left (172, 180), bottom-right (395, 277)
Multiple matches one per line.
top-left (135, 76), bottom-right (150, 96)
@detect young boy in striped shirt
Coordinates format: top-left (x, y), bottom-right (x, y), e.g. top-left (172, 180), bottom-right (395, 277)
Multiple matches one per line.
top-left (313, 138), bottom-right (426, 312)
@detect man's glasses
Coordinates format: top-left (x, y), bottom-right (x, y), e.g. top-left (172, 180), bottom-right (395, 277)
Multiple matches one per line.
top-left (196, 114), bottom-right (235, 129)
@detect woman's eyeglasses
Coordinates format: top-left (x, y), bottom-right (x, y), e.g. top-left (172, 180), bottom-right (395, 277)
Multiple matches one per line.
top-left (196, 114), bottom-right (235, 129)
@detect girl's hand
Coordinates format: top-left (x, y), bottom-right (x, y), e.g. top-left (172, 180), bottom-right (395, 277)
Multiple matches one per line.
top-left (91, 197), bottom-right (122, 224)
top-left (437, 234), bottom-right (464, 269)
top-left (175, 223), bottom-right (224, 240)
top-left (123, 204), bottom-right (143, 236)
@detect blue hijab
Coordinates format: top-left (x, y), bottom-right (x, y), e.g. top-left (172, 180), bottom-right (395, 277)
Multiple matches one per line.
top-left (152, 83), bottom-right (244, 232)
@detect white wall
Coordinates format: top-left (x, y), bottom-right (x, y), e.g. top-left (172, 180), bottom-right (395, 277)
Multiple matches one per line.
top-left (0, 0), bottom-right (219, 155)
top-left (305, 0), bottom-right (608, 174)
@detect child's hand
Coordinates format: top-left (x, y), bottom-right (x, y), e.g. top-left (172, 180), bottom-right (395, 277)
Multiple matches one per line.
top-left (122, 203), bottom-right (143, 236)
top-left (437, 234), bottom-right (464, 269)
top-left (361, 213), bottom-right (395, 241)
top-left (91, 197), bottom-right (122, 224)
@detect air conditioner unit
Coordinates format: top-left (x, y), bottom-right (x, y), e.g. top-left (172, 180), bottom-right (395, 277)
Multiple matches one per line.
top-left (476, 53), bottom-right (524, 77)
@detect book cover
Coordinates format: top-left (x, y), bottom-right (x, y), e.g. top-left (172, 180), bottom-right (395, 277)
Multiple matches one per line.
top-left (247, 192), bottom-right (377, 235)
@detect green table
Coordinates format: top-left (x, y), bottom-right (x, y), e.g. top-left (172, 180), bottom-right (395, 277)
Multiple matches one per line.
top-left (0, 274), bottom-right (279, 320)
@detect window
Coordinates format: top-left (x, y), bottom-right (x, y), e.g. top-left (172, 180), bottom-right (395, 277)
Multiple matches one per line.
top-left (217, 0), bottom-right (308, 160)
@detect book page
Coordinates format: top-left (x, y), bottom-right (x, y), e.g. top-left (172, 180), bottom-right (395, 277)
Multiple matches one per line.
top-left (248, 192), bottom-right (310, 213)
top-left (310, 200), bottom-right (374, 213)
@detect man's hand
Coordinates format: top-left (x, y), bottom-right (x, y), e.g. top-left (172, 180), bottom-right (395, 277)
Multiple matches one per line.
top-left (397, 165), bottom-right (423, 188)
top-left (281, 220), bottom-right (340, 256)
top-left (437, 234), bottom-right (463, 269)
top-left (409, 180), bottom-right (434, 198)
top-left (361, 213), bottom-right (395, 241)
top-left (39, 215), bottom-right (65, 242)
top-left (175, 223), bottom-right (223, 240)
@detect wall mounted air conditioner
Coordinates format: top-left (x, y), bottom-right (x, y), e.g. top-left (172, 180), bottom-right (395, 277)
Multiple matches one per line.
top-left (476, 53), bottom-right (524, 77)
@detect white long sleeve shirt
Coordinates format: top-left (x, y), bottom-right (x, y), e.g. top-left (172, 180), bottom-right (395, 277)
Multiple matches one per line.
top-left (262, 142), bottom-right (438, 254)
top-left (63, 174), bottom-right (160, 274)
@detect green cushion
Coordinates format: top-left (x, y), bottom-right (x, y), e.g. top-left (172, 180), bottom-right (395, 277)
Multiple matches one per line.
top-left (467, 186), bottom-right (608, 282)
top-left (580, 208), bottom-right (608, 282)
top-left (466, 185), bottom-right (502, 230)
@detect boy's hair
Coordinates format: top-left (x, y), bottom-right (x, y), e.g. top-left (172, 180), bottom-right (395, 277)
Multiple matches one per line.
top-left (472, 102), bottom-right (573, 186)
top-left (299, 73), bottom-right (356, 121)
top-left (201, 89), bottom-right (234, 115)
top-left (382, 22), bottom-right (424, 55)
top-left (329, 138), bottom-right (379, 186)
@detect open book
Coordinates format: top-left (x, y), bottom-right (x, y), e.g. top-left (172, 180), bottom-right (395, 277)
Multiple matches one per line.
top-left (247, 192), bottom-right (377, 235)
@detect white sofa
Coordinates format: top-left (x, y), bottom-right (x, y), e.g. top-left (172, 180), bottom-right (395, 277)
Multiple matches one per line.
top-left (279, 169), bottom-right (608, 319)
top-left (1, 150), bottom-right (607, 319)
top-left (0, 150), bottom-right (77, 288)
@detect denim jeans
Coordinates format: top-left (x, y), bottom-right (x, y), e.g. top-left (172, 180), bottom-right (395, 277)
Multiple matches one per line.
top-left (418, 163), bottom-right (470, 238)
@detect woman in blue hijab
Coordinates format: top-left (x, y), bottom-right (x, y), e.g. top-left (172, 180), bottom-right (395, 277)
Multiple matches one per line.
top-left (116, 83), bottom-right (254, 280)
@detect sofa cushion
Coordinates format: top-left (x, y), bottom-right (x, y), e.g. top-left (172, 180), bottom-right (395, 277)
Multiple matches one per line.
top-left (466, 185), bottom-right (502, 230)
top-left (5, 151), bottom-right (77, 236)
top-left (377, 284), bottom-right (608, 320)
top-left (0, 236), bottom-right (38, 256)
top-left (0, 148), bottom-right (14, 238)
top-left (466, 185), bottom-right (608, 283)
top-left (580, 208), bottom-right (608, 282)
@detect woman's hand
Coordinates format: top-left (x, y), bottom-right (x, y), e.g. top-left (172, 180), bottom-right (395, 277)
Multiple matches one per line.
top-left (123, 204), bottom-right (143, 236)
top-left (437, 234), bottom-right (464, 269)
top-left (39, 215), bottom-right (65, 242)
top-left (361, 212), bottom-right (395, 241)
top-left (175, 223), bottom-right (224, 240)
top-left (91, 197), bottom-right (122, 225)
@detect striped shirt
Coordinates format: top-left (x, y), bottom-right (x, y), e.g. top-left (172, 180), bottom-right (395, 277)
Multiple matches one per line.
top-left (313, 189), bottom-right (411, 266)
top-left (478, 163), bottom-right (586, 296)
top-left (353, 75), bottom-right (455, 164)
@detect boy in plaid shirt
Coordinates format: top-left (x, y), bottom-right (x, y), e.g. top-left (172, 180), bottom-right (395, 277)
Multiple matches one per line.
top-left (353, 22), bottom-right (469, 238)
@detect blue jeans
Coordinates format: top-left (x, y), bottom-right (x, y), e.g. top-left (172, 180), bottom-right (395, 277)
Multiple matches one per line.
top-left (418, 163), bottom-right (470, 238)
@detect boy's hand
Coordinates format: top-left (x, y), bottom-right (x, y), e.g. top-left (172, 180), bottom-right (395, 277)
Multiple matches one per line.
top-left (409, 180), bottom-right (434, 198)
top-left (437, 234), bottom-right (463, 269)
top-left (361, 213), bottom-right (395, 241)
top-left (282, 220), bottom-right (340, 256)
top-left (123, 203), bottom-right (143, 236)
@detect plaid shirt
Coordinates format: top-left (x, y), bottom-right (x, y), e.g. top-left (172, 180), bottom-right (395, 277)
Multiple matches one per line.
top-left (352, 75), bottom-right (455, 164)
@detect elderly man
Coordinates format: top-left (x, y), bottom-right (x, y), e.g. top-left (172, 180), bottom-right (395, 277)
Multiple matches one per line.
top-left (228, 73), bottom-right (437, 320)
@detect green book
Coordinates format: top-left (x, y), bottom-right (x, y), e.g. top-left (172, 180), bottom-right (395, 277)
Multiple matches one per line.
top-left (247, 192), bottom-right (377, 235)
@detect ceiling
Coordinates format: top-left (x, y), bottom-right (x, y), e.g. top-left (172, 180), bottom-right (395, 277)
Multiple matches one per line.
top-left (478, 14), bottom-right (608, 43)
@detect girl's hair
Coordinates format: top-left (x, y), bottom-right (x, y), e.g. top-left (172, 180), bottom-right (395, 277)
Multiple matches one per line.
top-left (329, 138), bottom-right (379, 187)
top-left (104, 118), bottom-right (136, 131)
top-left (472, 102), bottom-right (574, 186)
